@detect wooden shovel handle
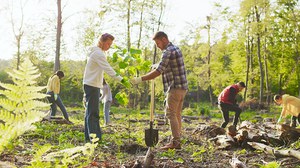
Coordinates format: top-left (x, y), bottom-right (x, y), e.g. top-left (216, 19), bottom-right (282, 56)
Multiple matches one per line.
top-left (150, 79), bottom-right (155, 122)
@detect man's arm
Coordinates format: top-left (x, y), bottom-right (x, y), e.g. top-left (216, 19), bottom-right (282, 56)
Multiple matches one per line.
top-left (228, 87), bottom-right (236, 104)
top-left (141, 70), bottom-right (161, 81)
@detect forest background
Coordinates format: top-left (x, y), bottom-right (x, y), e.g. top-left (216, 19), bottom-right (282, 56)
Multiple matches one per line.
top-left (0, 0), bottom-right (299, 109)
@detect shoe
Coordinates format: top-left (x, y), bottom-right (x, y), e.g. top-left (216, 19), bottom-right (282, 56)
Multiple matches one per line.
top-left (66, 120), bottom-right (74, 124)
top-left (160, 141), bottom-right (181, 150)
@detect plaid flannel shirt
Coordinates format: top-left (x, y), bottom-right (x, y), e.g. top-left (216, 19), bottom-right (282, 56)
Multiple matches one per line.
top-left (156, 43), bottom-right (188, 93)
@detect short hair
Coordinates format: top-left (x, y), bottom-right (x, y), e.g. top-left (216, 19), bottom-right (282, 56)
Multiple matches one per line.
top-left (238, 81), bottom-right (246, 88)
top-left (274, 94), bottom-right (281, 101)
top-left (152, 31), bottom-right (168, 40)
top-left (56, 70), bottom-right (64, 78)
top-left (100, 33), bottom-right (114, 42)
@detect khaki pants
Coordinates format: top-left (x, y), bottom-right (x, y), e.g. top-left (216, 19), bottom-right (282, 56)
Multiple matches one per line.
top-left (165, 88), bottom-right (187, 142)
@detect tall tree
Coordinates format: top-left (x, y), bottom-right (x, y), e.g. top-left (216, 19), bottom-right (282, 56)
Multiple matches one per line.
top-left (54, 0), bottom-right (62, 72)
top-left (206, 16), bottom-right (213, 105)
top-left (126, 0), bottom-right (132, 51)
top-left (254, 5), bottom-right (264, 104)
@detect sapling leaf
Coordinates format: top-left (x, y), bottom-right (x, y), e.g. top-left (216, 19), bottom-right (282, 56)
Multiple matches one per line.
top-left (115, 92), bottom-right (129, 106)
top-left (112, 52), bottom-right (118, 63)
top-left (119, 61), bottom-right (128, 69)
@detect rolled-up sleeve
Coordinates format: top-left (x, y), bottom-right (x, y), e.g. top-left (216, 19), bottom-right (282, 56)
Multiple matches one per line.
top-left (156, 50), bottom-right (171, 74)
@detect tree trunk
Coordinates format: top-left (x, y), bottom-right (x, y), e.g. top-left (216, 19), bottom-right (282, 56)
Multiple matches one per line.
top-left (54, 0), bottom-right (62, 72)
top-left (264, 34), bottom-right (270, 105)
top-left (250, 37), bottom-right (254, 98)
top-left (279, 74), bottom-right (282, 94)
top-left (16, 36), bottom-right (21, 70)
top-left (10, 1), bottom-right (25, 70)
top-left (206, 16), bottom-right (213, 106)
top-left (137, 0), bottom-right (146, 49)
top-left (255, 6), bottom-right (264, 105)
top-left (127, 0), bottom-right (131, 51)
top-left (244, 17), bottom-right (251, 102)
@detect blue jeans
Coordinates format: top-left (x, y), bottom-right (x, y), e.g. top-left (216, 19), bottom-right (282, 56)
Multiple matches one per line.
top-left (103, 101), bottom-right (111, 125)
top-left (84, 84), bottom-right (101, 142)
top-left (47, 92), bottom-right (69, 120)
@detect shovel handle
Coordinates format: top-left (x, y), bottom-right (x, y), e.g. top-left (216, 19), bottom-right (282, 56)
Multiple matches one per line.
top-left (150, 79), bottom-right (155, 122)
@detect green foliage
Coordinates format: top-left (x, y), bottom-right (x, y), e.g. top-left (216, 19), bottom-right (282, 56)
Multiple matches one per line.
top-left (115, 92), bottom-right (129, 106)
top-left (182, 107), bottom-right (194, 116)
top-left (42, 135), bottom-right (99, 167)
top-left (237, 149), bottom-right (247, 155)
top-left (290, 139), bottom-right (300, 149)
top-left (0, 58), bottom-right (49, 154)
top-left (109, 46), bottom-right (151, 106)
top-left (258, 161), bottom-right (281, 168)
top-left (59, 60), bottom-right (85, 103)
top-left (28, 144), bottom-right (52, 168)
top-left (159, 148), bottom-right (176, 158)
top-left (191, 147), bottom-right (206, 162)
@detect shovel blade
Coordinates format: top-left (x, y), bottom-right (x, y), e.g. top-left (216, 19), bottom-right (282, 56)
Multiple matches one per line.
top-left (145, 128), bottom-right (158, 147)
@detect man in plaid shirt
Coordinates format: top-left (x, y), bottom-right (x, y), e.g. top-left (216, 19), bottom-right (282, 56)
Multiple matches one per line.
top-left (130, 31), bottom-right (188, 150)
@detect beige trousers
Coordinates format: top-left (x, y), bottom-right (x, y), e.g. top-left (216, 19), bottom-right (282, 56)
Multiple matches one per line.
top-left (165, 88), bottom-right (187, 142)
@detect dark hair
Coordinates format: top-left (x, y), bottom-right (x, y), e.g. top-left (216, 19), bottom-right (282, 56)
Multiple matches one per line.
top-left (274, 94), bottom-right (281, 101)
top-left (56, 70), bottom-right (64, 78)
top-left (152, 31), bottom-right (168, 40)
top-left (238, 81), bottom-right (246, 88)
top-left (100, 33), bottom-right (114, 42)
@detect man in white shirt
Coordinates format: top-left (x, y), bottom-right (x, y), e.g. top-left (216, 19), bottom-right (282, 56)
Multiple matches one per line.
top-left (83, 33), bottom-right (129, 142)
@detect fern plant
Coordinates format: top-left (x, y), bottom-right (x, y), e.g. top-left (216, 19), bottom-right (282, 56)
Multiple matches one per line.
top-left (0, 58), bottom-right (49, 154)
top-left (38, 134), bottom-right (98, 167)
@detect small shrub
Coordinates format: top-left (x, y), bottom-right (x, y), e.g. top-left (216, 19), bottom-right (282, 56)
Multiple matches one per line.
top-left (182, 107), bottom-right (194, 116)
top-left (239, 99), bottom-right (267, 110)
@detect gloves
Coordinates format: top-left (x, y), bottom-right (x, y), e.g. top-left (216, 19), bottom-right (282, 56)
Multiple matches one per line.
top-left (121, 78), bottom-right (131, 88)
top-left (130, 77), bottom-right (142, 85)
top-left (151, 63), bottom-right (159, 70)
top-left (115, 75), bottom-right (123, 82)
top-left (54, 94), bottom-right (58, 101)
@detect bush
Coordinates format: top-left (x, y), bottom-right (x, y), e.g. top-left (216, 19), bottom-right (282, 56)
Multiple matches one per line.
top-left (239, 99), bottom-right (267, 110)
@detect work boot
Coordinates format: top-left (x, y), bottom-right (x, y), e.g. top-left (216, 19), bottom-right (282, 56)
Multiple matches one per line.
top-left (66, 120), bottom-right (74, 125)
top-left (160, 140), bottom-right (181, 150)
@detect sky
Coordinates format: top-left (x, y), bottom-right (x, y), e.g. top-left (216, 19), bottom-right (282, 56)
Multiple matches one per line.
top-left (0, 0), bottom-right (239, 61)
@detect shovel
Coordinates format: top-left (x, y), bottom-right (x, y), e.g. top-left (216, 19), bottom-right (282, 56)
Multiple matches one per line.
top-left (145, 79), bottom-right (159, 147)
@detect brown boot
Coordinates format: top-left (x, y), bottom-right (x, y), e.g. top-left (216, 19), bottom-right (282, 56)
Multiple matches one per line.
top-left (160, 141), bottom-right (181, 150)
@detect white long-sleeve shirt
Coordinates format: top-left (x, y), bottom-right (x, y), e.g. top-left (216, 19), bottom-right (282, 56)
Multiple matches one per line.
top-left (83, 46), bottom-right (122, 88)
top-left (100, 84), bottom-right (112, 103)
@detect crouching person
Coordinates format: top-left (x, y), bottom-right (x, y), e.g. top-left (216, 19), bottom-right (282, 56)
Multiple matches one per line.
top-left (218, 81), bottom-right (246, 129)
top-left (274, 94), bottom-right (300, 127)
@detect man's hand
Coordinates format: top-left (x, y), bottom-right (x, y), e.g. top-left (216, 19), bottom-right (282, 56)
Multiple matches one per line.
top-left (130, 77), bottom-right (142, 85)
top-left (54, 94), bottom-right (58, 101)
top-left (121, 78), bottom-right (131, 88)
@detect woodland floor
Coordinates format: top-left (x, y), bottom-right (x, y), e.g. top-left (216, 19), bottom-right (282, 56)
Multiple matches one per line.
top-left (1, 106), bottom-right (300, 168)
